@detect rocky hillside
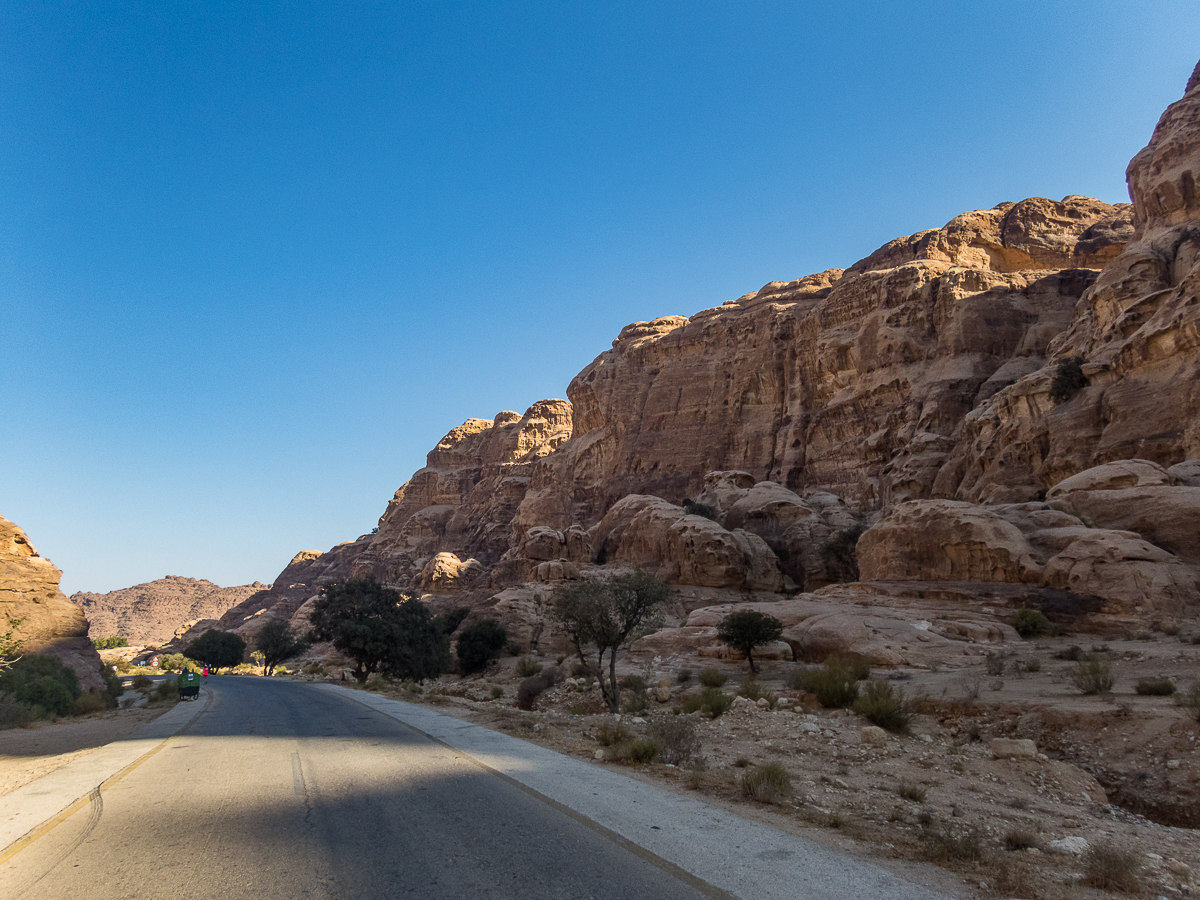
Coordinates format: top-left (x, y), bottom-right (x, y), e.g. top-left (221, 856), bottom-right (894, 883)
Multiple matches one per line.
top-left (210, 62), bottom-right (1200, 664)
top-left (0, 514), bottom-right (104, 690)
top-left (72, 576), bottom-right (269, 648)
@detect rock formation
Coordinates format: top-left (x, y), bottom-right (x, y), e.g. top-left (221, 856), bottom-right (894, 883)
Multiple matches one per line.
top-left (226, 62), bottom-right (1200, 662)
top-left (0, 514), bottom-right (104, 690)
top-left (72, 576), bottom-right (269, 648)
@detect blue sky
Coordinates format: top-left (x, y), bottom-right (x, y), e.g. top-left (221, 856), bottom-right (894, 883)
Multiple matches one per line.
top-left (3, 2), bottom-right (1198, 595)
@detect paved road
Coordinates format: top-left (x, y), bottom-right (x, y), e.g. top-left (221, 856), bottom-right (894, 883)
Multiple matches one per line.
top-left (1, 679), bottom-right (949, 900)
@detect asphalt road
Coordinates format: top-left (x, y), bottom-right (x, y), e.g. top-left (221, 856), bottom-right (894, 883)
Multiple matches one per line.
top-left (1, 678), bottom-right (720, 900)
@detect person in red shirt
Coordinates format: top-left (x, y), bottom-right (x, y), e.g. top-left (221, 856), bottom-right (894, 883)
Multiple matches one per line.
top-left (202, 665), bottom-right (209, 684)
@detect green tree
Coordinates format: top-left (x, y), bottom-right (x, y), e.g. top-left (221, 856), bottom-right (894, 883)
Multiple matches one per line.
top-left (1049, 356), bottom-right (1087, 404)
top-left (184, 630), bottom-right (246, 673)
top-left (91, 636), bottom-right (129, 650)
top-left (307, 577), bottom-right (449, 684)
top-left (716, 609), bottom-right (784, 673)
top-left (0, 618), bottom-right (24, 672)
top-left (254, 618), bottom-right (309, 677)
top-left (550, 570), bottom-right (670, 713)
top-left (455, 619), bottom-right (508, 674)
top-left (0, 654), bottom-right (81, 717)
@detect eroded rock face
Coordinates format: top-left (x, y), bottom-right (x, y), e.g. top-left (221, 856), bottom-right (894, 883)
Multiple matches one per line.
top-left (0, 514), bottom-right (103, 690)
top-left (858, 500), bottom-right (1043, 584)
top-left (592, 495), bottom-right (783, 591)
top-left (73, 576), bottom-right (267, 647)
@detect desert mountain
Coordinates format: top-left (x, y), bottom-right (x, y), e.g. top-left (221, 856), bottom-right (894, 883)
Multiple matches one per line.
top-left (208, 62), bottom-right (1200, 662)
top-left (72, 576), bottom-right (269, 648)
top-left (0, 514), bottom-right (104, 690)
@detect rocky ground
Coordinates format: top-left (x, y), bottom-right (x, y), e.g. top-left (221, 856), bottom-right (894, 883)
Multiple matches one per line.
top-left (306, 626), bottom-right (1200, 900)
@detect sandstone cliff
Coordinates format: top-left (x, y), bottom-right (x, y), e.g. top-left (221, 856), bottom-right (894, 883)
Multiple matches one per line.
top-left (0, 514), bottom-right (104, 690)
top-left (227, 62), bottom-right (1200, 660)
top-left (72, 576), bottom-right (269, 648)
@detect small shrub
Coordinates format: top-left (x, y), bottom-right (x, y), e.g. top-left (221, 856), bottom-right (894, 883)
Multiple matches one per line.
top-left (456, 620), bottom-right (508, 674)
top-left (1070, 655), bottom-right (1115, 695)
top-left (1013, 608), bottom-right (1050, 638)
top-left (681, 499), bottom-right (719, 521)
top-left (596, 721), bottom-right (631, 747)
top-left (680, 687), bottom-right (732, 718)
top-left (1024, 659), bottom-right (1041, 673)
top-left (740, 761), bottom-right (792, 804)
top-left (985, 651), bottom-right (1008, 676)
top-left (820, 523), bottom-right (865, 583)
top-left (676, 668), bottom-right (693, 684)
top-left (490, 686), bottom-right (504, 700)
top-left (1162, 624), bottom-right (1181, 636)
top-left (1003, 828), bottom-right (1039, 851)
top-left (795, 657), bottom-right (860, 709)
top-left (516, 674), bottom-right (549, 710)
top-left (897, 780), bottom-right (927, 803)
top-left (130, 674), bottom-right (153, 690)
top-left (570, 659), bottom-right (590, 677)
top-left (1082, 842), bottom-right (1142, 893)
top-left (651, 716), bottom-right (701, 766)
top-left (854, 680), bottom-right (913, 733)
top-left (1184, 681), bottom-right (1200, 722)
top-left (1054, 645), bottom-right (1083, 661)
top-left (400, 679), bottom-right (421, 696)
top-left (697, 668), bottom-right (727, 688)
top-left (619, 737), bottom-right (662, 764)
top-left (151, 680), bottom-right (179, 703)
top-left (0, 697), bottom-right (34, 729)
top-left (302, 662), bottom-right (325, 675)
top-left (1134, 678), bottom-right (1176, 696)
top-left (920, 820), bottom-right (982, 863)
top-left (73, 691), bottom-right (108, 715)
top-left (364, 675), bottom-right (388, 692)
top-left (737, 675), bottom-right (766, 702)
top-left (1191, 633), bottom-right (1200, 645)
top-left (516, 655), bottom-right (543, 678)
top-left (825, 811), bottom-right (847, 829)
top-left (1048, 356), bottom-right (1087, 404)
top-left (620, 674), bottom-right (649, 714)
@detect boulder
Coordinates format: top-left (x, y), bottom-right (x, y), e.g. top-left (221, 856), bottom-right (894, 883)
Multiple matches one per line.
top-left (860, 726), bottom-right (888, 748)
top-left (991, 738), bottom-right (1038, 760)
top-left (1042, 531), bottom-right (1199, 617)
top-left (592, 495), bottom-right (783, 591)
top-left (419, 552), bottom-right (485, 594)
top-left (858, 500), bottom-right (1043, 583)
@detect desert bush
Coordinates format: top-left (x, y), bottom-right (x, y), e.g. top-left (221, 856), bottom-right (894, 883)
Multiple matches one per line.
top-left (985, 651), bottom-right (1009, 676)
top-left (158, 653), bottom-right (197, 673)
top-left (737, 674), bottom-right (766, 702)
top-left (151, 680), bottom-right (179, 703)
top-left (490, 686), bottom-right (504, 700)
top-left (920, 820), bottom-right (982, 863)
top-left (100, 664), bottom-right (123, 704)
top-left (1054, 645), bottom-right (1083, 661)
top-left (1191, 633), bottom-right (1200, 645)
top-left (1070, 655), bottom-right (1115, 695)
top-left (456, 620), bottom-right (508, 674)
top-left (1082, 842), bottom-right (1142, 892)
top-left (620, 674), bottom-right (649, 713)
top-left (516, 655), bottom-right (543, 678)
top-left (680, 687), bottom-right (732, 718)
top-left (0, 697), bottom-right (34, 729)
top-left (676, 668), bottom-right (693, 684)
top-left (1024, 659), bottom-right (1041, 673)
top-left (681, 499), bottom-right (719, 521)
top-left (0, 654), bottom-right (81, 718)
top-left (115, 658), bottom-right (134, 673)
top-left (91, 635), bottom-right (129, 650)
top-left (1003, 828), bottom-right (1039, 851)
top-left (820, 523), bottom-right (865, 583)
top-left (73, 691), bottom-right (108, 715)
top-left (795, 657), bottom-right (860, 709)
top-left (364, 674), bottom-right (388, 692)
top-left (740, 761), bottom-right (792, 804)
top-left (650, 716), bottom-right (701, 766)
top-left (1162, 624), bottom-right (1181, 636)
top-left (697, 668), bottom-right (727, 688)
top-left (1184, 681), bottom-right (1200, 722)
top-left (1135, 678), bottom-right (1176, 696)
top-left (595, 721), bottom-right (631, 747)
top-left (897, 780), bottom-right (927, 803)
top-left (616, 737), bottom-right (662, 765)
top-left (1013, 608), bottom-right (1050, 638)
top-left (854, 680), bottom-right (912, 733)
top-left (516, 669), bottom-right (557, 710)
top-left (131, 674), bottom-right (153, 690)
top-left (1048, 356), bottom-right (1087, 404)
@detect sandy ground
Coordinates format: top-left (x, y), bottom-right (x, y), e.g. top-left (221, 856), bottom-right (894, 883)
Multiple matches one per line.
top-left (0, 705), bottom-right (166, 797)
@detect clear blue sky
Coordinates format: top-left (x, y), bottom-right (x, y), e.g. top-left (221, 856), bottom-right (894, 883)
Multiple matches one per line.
top-left (3, 2), bottom-right (1198, 594)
